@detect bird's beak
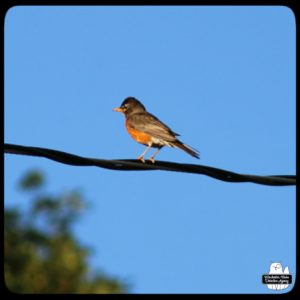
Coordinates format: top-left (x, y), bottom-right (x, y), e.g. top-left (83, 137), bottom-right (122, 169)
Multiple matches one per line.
top-left (113, 107), bottom-right (124, 113)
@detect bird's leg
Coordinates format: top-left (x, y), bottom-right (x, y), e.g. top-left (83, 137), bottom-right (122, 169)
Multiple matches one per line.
top-left (148, 147), bottom-right (162, 163)
top-left (138, 144), bottom-right (152, 163)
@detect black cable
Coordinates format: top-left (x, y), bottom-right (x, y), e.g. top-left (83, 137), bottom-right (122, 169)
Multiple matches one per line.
top-left (4, 143), bottom-right (296, 186)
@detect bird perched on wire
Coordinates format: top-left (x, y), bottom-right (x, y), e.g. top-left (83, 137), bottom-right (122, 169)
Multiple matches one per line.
top-left (113, 97), bottom-right (200, 163)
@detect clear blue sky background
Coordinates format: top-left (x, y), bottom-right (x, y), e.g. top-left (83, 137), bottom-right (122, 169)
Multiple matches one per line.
top-left (4, 6), bottom-right (295, 294)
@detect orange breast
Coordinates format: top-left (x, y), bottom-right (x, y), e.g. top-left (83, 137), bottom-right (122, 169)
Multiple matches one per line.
top-left (125, 120), bottom-right (152, 145)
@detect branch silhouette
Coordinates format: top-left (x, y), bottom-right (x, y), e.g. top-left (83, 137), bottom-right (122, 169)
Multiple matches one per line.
top-left (4, 143), bottom-right (296, 186)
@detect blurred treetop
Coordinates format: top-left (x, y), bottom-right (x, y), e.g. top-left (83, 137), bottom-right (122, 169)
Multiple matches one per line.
top-left (5, 170), bottom-right (128, 294)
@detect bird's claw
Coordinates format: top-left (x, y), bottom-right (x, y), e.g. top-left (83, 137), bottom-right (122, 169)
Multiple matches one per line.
top-left (137, 156), bottom-right (155, 164)
top-left (149, 157), bottom-right (155, 164)
top-left (138, 156), bottom-right (145, 163)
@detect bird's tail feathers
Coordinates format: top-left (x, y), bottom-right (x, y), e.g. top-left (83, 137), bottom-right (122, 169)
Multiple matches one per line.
top-left (173, 140), bottom-right (200, 159)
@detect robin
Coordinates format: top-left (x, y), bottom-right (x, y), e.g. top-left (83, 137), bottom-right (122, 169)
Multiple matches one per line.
top-left (113, 97), bottom-right (200, 163)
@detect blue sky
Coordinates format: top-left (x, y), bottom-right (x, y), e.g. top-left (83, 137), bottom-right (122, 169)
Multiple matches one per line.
top-left (4, 6), bottom-right (296, 293)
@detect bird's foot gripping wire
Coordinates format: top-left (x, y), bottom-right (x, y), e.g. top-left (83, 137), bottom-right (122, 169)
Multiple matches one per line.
top-left (137, 156), bottom-right (156, 164)
top-left (148, 157), bottom-right (155, 164)
top-left (137, 145), bottom-right (152, 163)
top-left (137, 156), bottom-right (145, 163)
top-left (148, 148), bottom-right (161, 164)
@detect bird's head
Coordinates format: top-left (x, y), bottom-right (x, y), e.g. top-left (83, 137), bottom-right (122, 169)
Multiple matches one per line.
top-left (113, 97), bottom-right (146, 116)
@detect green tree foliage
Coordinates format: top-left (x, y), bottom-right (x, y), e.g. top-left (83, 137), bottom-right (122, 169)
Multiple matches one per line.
top-left (5, 170), bottom-right (128, 294)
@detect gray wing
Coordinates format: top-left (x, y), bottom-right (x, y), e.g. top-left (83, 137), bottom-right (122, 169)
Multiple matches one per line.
top-left (127, 112), bottom-right (180, 142)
